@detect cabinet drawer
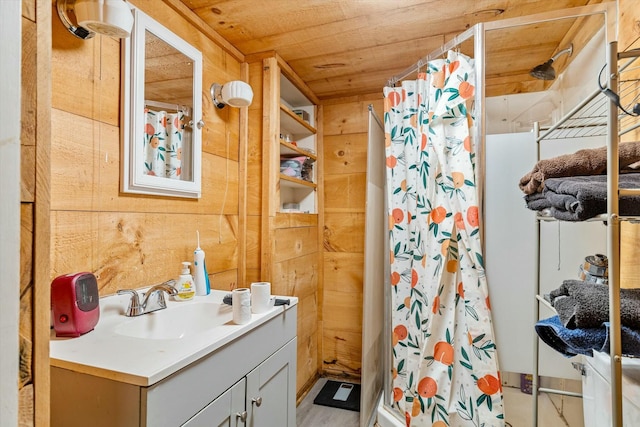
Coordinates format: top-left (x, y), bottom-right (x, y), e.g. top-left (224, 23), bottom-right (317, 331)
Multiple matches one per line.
top-left (143, 306), bottom-right (297, 426)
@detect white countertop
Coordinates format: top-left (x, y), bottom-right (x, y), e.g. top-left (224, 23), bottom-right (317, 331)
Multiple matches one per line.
top-left (50, 289), bottom-right (298, 387)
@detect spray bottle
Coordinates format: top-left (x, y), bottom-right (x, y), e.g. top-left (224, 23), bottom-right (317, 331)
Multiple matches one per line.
top-left (194, 231), bottom-right (210, 296)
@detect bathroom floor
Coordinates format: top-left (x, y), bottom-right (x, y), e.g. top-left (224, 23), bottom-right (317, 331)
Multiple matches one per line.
top-left (296, 377), bottom-right (584, 426)
top-left (296, 378), bottom-right (360, 426)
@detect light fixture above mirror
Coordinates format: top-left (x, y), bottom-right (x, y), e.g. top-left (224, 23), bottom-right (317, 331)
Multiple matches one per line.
top-left (56, 0), bottom-right (134, 40)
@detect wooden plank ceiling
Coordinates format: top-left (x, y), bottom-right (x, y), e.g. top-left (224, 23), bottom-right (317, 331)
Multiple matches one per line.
top-left (181, 0), bottom-right (605, 99)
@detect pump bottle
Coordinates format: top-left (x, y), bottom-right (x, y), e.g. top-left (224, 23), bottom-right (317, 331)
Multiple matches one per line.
top-left (174, 262), bottom-right (196, 301)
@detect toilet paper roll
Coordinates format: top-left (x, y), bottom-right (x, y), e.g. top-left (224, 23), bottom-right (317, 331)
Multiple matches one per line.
top-left (251, 282), bottom-right (271, 314)
top-left (232, 288), bottom-right (251, 324)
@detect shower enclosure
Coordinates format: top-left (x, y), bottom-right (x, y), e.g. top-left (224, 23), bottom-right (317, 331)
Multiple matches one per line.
top-left (370, 4), bottom-right (616, 426)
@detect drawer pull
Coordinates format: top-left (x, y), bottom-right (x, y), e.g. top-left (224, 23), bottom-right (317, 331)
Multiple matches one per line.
top-left (236, 411), bottom-right (247, 422)
top-left (252, 396), bottom-right (263, 407)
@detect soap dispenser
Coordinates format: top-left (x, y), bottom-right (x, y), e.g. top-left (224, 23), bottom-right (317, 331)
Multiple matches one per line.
top-left (174, 262), bottom-right (196, 301)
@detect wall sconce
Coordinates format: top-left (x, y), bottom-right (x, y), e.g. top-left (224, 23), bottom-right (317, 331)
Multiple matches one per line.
top-left (210, 81), bottom-right (254, 109)
top-left (57, 0), bottom-right (134, 40)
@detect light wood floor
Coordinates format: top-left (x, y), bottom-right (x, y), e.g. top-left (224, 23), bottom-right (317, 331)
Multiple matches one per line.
top-left (296, 378), bottom-right (360, 426)
top-left (297, 378), bottom-right (583, 426)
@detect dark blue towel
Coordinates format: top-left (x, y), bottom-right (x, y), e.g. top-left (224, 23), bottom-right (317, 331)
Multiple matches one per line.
top-left (535, 315), bottom-right (640, 357)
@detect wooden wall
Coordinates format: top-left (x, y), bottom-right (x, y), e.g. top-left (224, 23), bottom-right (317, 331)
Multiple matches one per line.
top-left (245, 55), bottom-right (322, 400)
top-left (20, 0), bottom-right (51, 425)
top-left (320, 94), bottom-right (384, 379)
top-left (618, 0), bottom-right (640, 289)
top-left (29, 3), bottom-right (640, 425)
top-left (50, 0), bottom-right (243, 299)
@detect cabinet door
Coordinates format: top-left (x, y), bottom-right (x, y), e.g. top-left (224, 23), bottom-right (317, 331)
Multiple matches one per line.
top-left (246, 338), bottom-right (297, 427)
top-left (183, 378), bottom-right (246, 427)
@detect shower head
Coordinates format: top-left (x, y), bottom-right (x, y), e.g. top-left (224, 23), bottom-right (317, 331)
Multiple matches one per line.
top-left (529, 44), bottom-right (573, 80)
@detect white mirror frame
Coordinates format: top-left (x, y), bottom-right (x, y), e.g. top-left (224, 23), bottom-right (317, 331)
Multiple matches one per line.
top-left (121, 6), bottom-right (203, 198)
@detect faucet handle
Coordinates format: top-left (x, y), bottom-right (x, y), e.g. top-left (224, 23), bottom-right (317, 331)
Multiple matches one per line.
top-left (117, 289), bottom-right (143, 316)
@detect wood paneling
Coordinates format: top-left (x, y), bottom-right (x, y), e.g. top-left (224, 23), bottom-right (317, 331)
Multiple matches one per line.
top-left (186, 0), bottom-right (602, 99)
top-left (51, 17), bottom-right (120, 126)
top-left (621, 223), bottom-right (640, 289)
top-left (324, 252), bottom-right (364, 296)
top-left (319, 97), bottom-right (381, 381)
top-left (324, 212), bottom-right (365, 254)
top-left (34, 3), bottom-right (640, 424)
top-left (251, 53), bottom-right (323, 399)
top-left (22, 0), bottom-right (35, 21)
top-left (20, 21), bottom-right (36, 406)
top-left (322, 328), bottom-right (363, 378)
top-left (322, 100), bottom-right (376, 135)
top-left (323, 174), bottom-right (366, 213)
top-left (272, 253), bottom-right (319, 298)
top-left (50, 0), bottom-right (243, 324)
top-left (21, 144), bottom-right (36, 203)
top-left (50, 109), bottom-right (240, 216)
top-left (209, 269), bottom-right (239, 292)
top-left (324, 133), bottom-right (368, 176)
top-left (619, 0), bottom-right (640, 51)
top-left (51, 210), bottom-right (239, 294)
top-left (31, 1), bottom-right (52, 425)
top-left (619, 0), bottom-right (640, 289)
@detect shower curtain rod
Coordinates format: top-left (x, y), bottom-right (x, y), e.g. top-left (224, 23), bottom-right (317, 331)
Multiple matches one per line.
top-left (387, 26), bottom-right (476, 87)
top-left (145, 99), bottom-right (191, 116)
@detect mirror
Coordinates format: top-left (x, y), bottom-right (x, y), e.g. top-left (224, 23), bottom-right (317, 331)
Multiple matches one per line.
top-left (122, 7), bottom-right (203, 198)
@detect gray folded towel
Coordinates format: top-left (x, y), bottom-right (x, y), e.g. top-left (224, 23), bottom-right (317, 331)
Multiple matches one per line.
top-left (548, 280), bottom-right (640, 330)
top-left (532, 173), bottom-right (640, 221)
top-left (524, 192), bottom-right (551, 211)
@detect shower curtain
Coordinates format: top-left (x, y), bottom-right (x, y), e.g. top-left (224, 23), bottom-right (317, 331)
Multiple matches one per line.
top-left (144, 109), bottom-right (184, 179)
top-left (384, 51), bottom-right (504, 426)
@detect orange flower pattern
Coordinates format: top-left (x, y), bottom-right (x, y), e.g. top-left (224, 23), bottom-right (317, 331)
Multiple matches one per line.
top-left (144, 109), bottom-right (185, 179)
top-left (384, 51), bottom-right (504, 426)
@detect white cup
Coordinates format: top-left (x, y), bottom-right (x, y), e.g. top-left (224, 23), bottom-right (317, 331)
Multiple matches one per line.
top-left (251, 282), bottom-right (271, 314)
top-left (232, 288), bottom-right (251, 324)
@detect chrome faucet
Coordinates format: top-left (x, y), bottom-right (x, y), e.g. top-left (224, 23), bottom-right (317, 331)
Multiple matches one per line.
top-left (117, 280), bottom-right (178, 317)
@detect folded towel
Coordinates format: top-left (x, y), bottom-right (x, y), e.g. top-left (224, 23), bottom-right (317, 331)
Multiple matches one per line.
top-left (523, 192), bottom-right (551, 211)
top-left (519, 141), bottom-right (640, 195)
top-left (548, 280), bottom-right (640, 330)
top-left (531, 173), bottom-right (640, 221)
top-left (535, 315), bottom-right (640, 357)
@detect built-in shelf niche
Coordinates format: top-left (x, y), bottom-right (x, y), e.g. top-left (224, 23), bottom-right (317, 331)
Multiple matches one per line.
top-left (279, 74), bottom-right (317, 213)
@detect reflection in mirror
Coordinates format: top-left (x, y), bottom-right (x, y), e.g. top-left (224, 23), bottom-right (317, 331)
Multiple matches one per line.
top-left (122, 7), bottom-right (203, 198)
top-left (143, 30), bottom-right (193, 182)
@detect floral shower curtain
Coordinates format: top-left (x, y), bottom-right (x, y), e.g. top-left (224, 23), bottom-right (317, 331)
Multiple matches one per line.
top-left (144, 109), bottom-right (184, 179)
top-left (384, 51), bottom-right (504, 427)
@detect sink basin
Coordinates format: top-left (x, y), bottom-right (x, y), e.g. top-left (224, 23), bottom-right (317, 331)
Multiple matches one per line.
top-left (113, 302), bottom-right (232, 340)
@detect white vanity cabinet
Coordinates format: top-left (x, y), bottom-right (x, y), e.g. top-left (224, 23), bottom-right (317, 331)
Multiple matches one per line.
top-left (184, 338), bottom-right (297, 427)
top-left (50, 304), bottom-right (297, 427)
top-left (246, 338), bottom-right (297, 426)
